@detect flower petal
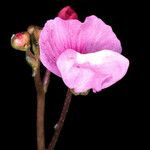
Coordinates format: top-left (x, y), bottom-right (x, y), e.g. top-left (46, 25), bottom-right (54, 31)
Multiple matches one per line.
top-left (39, 17), bottom-right (81, 76)
top-left (57, 49), bottom-right (129, 93)
top-left (77, 15), bottom-right (122, 54)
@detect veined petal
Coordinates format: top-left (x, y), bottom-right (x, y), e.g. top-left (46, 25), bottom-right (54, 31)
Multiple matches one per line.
top-left (57, 49), bottom-right (129, 93)
top-left (77, 15), bottom-right (122, 54)
top-left (39, 17), bottom-right (81, 76)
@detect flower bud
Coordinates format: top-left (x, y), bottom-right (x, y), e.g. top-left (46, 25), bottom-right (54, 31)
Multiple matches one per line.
top-left (57, 6), bottom-right (78, 20)
top-left (11, 32), bottom-right (30, 51)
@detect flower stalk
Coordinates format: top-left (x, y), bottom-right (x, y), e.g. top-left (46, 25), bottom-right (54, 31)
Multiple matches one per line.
top-left (34, 63), bottom-right (45, 150)
top-left (48, 89), bottom-right (72, 150)
top-left (26, 26), bottom-right (51, 150)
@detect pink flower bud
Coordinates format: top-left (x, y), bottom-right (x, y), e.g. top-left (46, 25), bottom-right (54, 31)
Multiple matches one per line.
top-left (57, 6), bottom-right (78, 20)
top-left (11, 32), bottom-right (30, 51)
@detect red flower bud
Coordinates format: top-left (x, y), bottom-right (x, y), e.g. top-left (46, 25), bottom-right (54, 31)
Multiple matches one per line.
top-left (11, 32), bottom-right (30, 51)
top-left (57, 6), bottom-right (78, 20)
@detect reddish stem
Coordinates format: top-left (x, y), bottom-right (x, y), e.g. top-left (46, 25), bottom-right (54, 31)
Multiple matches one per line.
top-left (48, 89), bottom-right (72, 150)
top-left (34, 64), bottom-right (45, 150)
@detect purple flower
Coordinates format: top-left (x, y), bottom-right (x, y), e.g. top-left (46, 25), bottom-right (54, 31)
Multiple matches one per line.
top-left (39, 15), bottom-right (129, 93)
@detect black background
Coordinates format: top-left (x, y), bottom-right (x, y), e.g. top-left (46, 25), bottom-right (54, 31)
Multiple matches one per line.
top-left (1, 0), bottom-right (148, 149)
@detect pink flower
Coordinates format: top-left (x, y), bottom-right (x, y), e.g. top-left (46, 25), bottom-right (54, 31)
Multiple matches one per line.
top-left (57, 6), bottom-right (78, 20)
top-left (39, 15), bottom-right (129, 93)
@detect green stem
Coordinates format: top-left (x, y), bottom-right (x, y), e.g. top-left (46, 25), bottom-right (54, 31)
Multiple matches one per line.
top-left (48, 89), bottom-right (72, 150)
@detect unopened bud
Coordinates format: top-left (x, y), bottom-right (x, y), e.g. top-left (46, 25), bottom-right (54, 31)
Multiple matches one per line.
top-left (57, 6), bottom-right (78, 20)
top-left (11, 32), bottom-right (30, 51)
